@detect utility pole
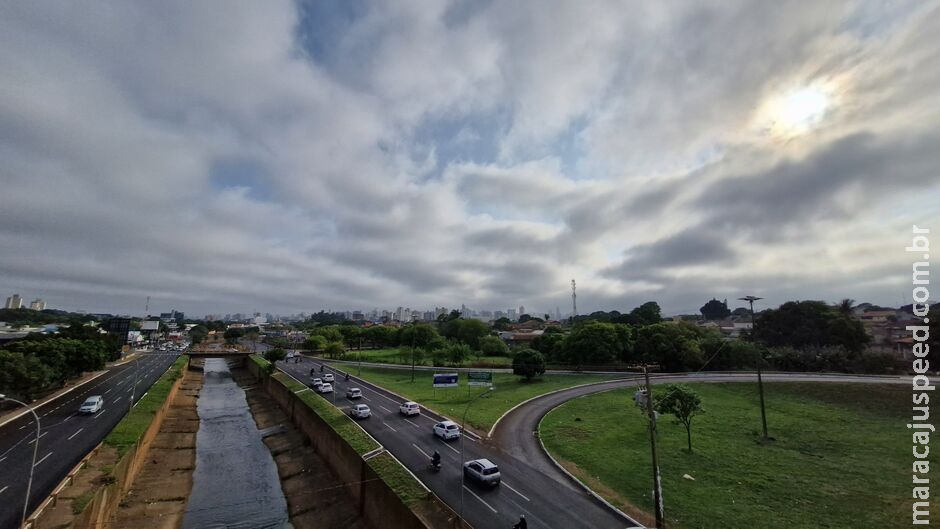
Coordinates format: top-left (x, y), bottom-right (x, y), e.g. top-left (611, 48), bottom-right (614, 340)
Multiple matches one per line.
top-left (643, 366), bottom-right (665, 528)
top-left (410, 318), bottom-right (417, 383)
top-left (739, 295), bottom-right (768, 440)
top-left (571, 279), bottom-right (577, 318)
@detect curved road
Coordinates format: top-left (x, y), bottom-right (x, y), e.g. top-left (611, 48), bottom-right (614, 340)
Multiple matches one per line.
top-left (490, 372), bottom-right (907, 526)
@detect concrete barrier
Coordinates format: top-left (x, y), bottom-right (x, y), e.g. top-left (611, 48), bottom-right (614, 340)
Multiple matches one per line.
top-left (246, 356), bottom-right (466, 529)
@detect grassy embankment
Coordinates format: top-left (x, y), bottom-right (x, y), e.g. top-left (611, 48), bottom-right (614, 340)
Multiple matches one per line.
top-left (339, 365), bottom-right (622, 431)
top-left (540, 382), bottom-right (914, 529)
top-left (104, 355), bottom-right (188, 457)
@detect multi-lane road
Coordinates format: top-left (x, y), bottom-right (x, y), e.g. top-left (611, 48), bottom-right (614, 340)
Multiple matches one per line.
top-left (0, 350), bottom-right (181, 529)
top-left (276, 355), bottom-right (636, 529)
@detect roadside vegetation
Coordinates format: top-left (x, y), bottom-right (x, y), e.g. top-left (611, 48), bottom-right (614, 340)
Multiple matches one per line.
top-left (540, 382), bottom-right (913, 529)
top-left (104, 355), bottom-right (188, 457)
top-left (338, 365), bottom-right (621, 432)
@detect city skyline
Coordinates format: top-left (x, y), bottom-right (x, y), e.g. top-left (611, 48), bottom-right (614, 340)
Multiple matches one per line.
top-left (1, 2), bottom-right (936, 318)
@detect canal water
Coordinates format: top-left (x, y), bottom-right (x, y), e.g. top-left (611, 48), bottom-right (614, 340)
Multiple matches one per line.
top-left (183, 358), bottom-right (292, 529)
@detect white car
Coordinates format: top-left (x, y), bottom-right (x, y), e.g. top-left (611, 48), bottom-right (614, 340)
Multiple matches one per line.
top-left (317, 383), bottom-right (333, 394)
top-left (346, 388), bottom-right (362, 399)
top-left (322, 373), bottom-right (334, 383)
top-left (349, 404), bottom-right (371, 419)
top-left (79, 396), bottom-right (104, 414)
top-left (310, 377), bottom-right (323, 387)
top-left (399, 401), bottom-right (420, 416)
top-left (285, 351), bottom-right (296, 361)
top-left (433, 420), bottom-right (460, 440)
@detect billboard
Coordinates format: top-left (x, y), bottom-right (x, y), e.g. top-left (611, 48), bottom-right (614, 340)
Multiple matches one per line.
top-left (467, 372), bottom-right (493, 387)
top-left (433, 373), bottom-right (459, 388)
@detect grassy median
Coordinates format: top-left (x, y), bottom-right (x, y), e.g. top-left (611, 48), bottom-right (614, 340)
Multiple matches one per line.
top-left (540, 382), bottom-right (914, 529)
top-left (339, 365), bottom-right (621, 431)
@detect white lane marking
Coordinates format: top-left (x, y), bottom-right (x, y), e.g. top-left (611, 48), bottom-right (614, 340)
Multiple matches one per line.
top-left (404, 418), bottom-right (420, 429)
top-left (437, 439), bottom-right (460, 454)
top-left (104, 389), bottom-right (112, 394)
top-left (502, 481), bottom-right (531, 502)
top-left (0, 485), bottom-right (7, 494)
top-left (93, 409), bottom-right (106, 419)
top-left (67, 428), bottom-right (84, 440)
top-left (27, 432), bottom-right (48, 444)
top-left (463, 485), bottom-right (498, 513)
top-left (63, 413), bottom-right (75, 422)
top-left (412, 443), bottom-right (430, 459)
top-left (463, 434), bottom-right (479, 443)
top-left (0, 456), bottom-right (6, 463)
top-left (18, 425), bottom-right (25, 430)
top-left (378, 405), bottom-right (393, 414)
top-left (382, 422), bottom-right (398, 432)
top-left (34, 452), bottom-right (53, 466)
top-left (360, 395), bottom-right (371, 401)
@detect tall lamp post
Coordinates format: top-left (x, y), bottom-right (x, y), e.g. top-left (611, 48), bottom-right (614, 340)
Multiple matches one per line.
top-left (458, 386), bottom-right (493, 526)
top-left (739, 295), bottom-right (769, 440)
top-left (129, 352), bottom-right (141, 413)
top-left (0, 394), bottom-right (41, 527)
top-left (410, 317), bottom-right (418, 383)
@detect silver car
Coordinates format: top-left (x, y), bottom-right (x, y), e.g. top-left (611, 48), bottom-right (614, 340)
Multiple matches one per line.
top-left (463, 458), bottom-right (500, 486)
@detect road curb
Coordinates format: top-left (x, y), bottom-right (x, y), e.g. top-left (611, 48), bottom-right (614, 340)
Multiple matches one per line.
top-left (536, 424), bottom-right (646, 528)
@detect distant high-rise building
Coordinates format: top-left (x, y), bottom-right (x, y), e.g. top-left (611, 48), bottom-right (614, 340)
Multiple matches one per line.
top-left (519, 305), bottom-right (526, 316)
top-left (508, 308), bottom-right (517, 321)
top-left (555, 307), bottom-right (562, 320)
top-left (5, 294), bottom-right (23, 309)
top-left (29, 298), bottom-right (45, 311)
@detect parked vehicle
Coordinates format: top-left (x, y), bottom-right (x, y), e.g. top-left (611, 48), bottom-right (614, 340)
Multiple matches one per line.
top-left (349, 404), bottom-right (371, 419)
top-left (346, 388), bottom-right (362, 399)
top-left (433, 420), bottom-right (460, 440)
top-left (79, 396), bottom-right (104, 414)
top-left (323, 373), bottom-right (335, 383)
top-left (463, 458), bottom-right (501, 487)
top-left (317, 383), bottom-right (333, 394)
top-left (399, 401), bottom-right (420, 416)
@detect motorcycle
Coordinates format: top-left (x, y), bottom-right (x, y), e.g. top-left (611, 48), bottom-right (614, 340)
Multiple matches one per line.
top-left (428, 460), bottom-right (441, 473)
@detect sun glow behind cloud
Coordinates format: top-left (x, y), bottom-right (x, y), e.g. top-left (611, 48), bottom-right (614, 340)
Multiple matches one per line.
top-left (758, 83), bottom-right (834, 139)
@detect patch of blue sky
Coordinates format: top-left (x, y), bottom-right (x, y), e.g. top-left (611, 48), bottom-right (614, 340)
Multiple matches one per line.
top-left (839, 1), bottom-right (920, 39)
top-left (209, 157), bottom-right (273, 202)
top-left (411, 106), bottom-right (512, 179)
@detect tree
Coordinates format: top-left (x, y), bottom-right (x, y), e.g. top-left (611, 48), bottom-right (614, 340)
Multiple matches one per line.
top-left (399, 323), bottom-right (440, 348)
top-left (492, 317), bottom-right (512, 331)
top-left (337, 325), bottom-right (362, 348)
top-left (837, 298), bottom-right (856, 316)
top-left (324, 341), bottom-right (345, 359)
top-left (479, 335), bottom-right (510, 357)
top-left (316, 326), bottom-right (344, 343)
top-left (365, 325), bottom-right (398, 348)
top-left (304, 335), bottom-right (327, 352)
top-left (655, 384), bottom-right (704, 451)
top-left (512, 348), bottom-right (546, 381)
top-left (440, 319), bottom-right (490, 350)
top-left (700, 298), bottom-right (731, 320)
top-left (223, 327), bottom-right (245, 344)
top-left (562, 322), bottom-right (623, 366)
top-left (636, 323), bottom-right (704, 371)
top-left (629, 302), bottom-right (662, 326)
top-left (754, 300), bottom-right (869, 354)
top-left (189, 324), bottom-right (208, 345)
top-left (263, 347), bottom-right (287, 364)
top-left (443, 341), bottom-right (472, 365)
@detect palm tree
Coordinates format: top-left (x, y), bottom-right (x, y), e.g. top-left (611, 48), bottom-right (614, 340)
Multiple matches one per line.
top-left (837, 298), bottom-right (855, 316)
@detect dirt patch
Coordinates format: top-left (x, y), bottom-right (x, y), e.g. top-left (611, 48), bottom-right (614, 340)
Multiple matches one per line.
top-left (557, 458), bottom-right (656, 528)
top-left (111, 368), bottom-right (203, 529)
top-left (231, 367), bottom-right (368, 529)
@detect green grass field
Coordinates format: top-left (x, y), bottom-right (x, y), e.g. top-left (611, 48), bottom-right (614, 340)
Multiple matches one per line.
top-left (341, 347), bottom-right (514, 368)
top-left (338, 364), bottom-right (620, 431)
top-left (540, 382), bottom-right (915, 529)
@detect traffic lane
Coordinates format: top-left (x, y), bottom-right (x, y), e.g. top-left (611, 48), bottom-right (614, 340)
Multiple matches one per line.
top-left (0, 351), bottom-right (180, 529)
top-left (278, 360), bottom-right (630, 529)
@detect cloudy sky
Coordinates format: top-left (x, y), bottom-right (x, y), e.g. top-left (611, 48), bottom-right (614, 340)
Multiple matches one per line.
top-left (1, 1), bottom-right (937, 318)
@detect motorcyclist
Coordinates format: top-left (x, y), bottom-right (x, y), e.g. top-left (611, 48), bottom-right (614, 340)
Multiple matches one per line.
top-left (345, 372), bottom-right (350, 381)
top-left (512, 514), bottom-right (527, 529)
top-left (320, 364), bottom-right (324, 373)
top-left (430, 450), bottom-right (441, 468)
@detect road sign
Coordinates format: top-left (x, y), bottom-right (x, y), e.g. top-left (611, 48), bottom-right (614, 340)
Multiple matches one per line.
top-left (468, 371), bottom-right (493, 387)
top-left (433, 373), bottom-right (459, 388)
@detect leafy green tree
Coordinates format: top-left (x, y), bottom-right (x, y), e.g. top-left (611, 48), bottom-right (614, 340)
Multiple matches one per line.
top-left (636, 323), bottom-right (704, 371)
top-left (479, 335), bottom-right (510, 357)
top-left (189, 324), bottom-right (208, 345)
top-left (263, 347), bottom-right (287, 364)
top-left (562, 321), bottom-right (622, 366)
top-left (700, 298), bottom-right (731, 320)
top-left (512, 348), bottom-right (546, 381)
top-left (629, 302), bottom-right (662, 326)
top-left (399, 323), bottom-right (441, 348)
top-left (337, 325), bottom-right (362, 348)
top-left (223, 327), bottom-right (245, 344)
top-left (365, 325), bottom-right (398, 348)
top-left (324, 341), bottom-right (345, 359)
top-left (754, 300), bottom-right (869, 354)
top-left (304, 335), bottom-right (327, 352)
top-left (655, 384), bottom-right (704, 451)
top-left (533, 332), bottom-right (566, 361)
top-left (492, 317), bottom-right (512, 331)
top-left (440, 319), bottom-right (490, 349)
top-left (443, 341), bottom-right (472, 365)
top-left (317, 326), bottom-right (345, 343)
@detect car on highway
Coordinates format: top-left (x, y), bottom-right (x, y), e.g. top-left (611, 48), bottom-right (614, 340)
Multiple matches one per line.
top-left (79, 395), bottom-right (104, 414)
top-left (349, 404), bottom-right (371, 419)
top-left (317, 383), bottom-right (333, 394)
top-left (463, 458), bottom-right (500, 487)
top-left (285, 351), bottom-right (296, 361)
top-left (323, 373), bottom-right (334, 383)
top-left (310, 377), bottom-right (323, 388)
top-left (346, 388), bottom-right (362, 399)
top-left (433, 420), bottom-right (460, 440)
top-left (399, 401), bottom-right (420, 416)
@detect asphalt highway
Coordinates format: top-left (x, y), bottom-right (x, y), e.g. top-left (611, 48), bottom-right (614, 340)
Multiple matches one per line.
top-left (0, 350), bottom-right (181, 529)
top-left (277, 355), bottom-right (637, 529)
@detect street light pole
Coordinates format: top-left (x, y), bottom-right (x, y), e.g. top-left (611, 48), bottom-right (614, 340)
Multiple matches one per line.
top-left (458, 386), bottom-right (492, 526)
top-left (129, 351), bottom-right (141, 413)
top-left (643, 367), bottom-right (665, 528)
top-left (1, 394), bottom-right (41, 527)
top-left (410, 318), bottom-right (417, 383)
top-left (739, 295), bottom-right (768, 440)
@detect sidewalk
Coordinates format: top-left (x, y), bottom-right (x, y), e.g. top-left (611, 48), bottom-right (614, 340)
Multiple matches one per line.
top-left (0, 350), bottom-right (145, 427)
